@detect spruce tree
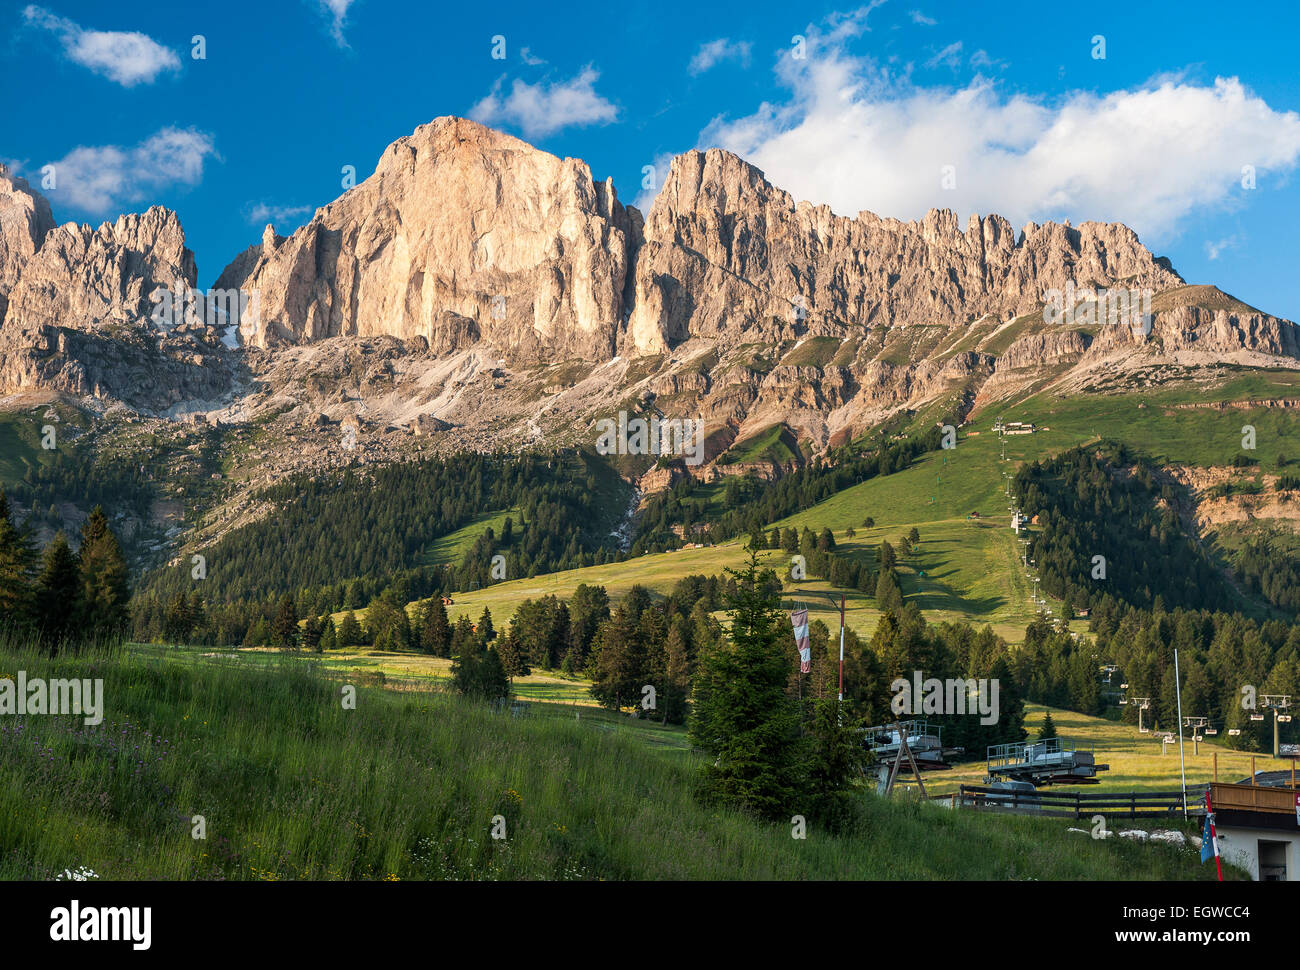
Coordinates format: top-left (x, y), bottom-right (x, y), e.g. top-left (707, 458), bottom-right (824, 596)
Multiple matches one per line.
top-left (689, 548), bottom-right (802, 820)
top-left (35, 533), bottom-right (81, 651)
top-left (477, 606), bottom-right (495, 644)
top-left (77, 506), bottom-right (130, 642)
top-left (0, 489), bottom-right (34, 632)
top-left (419, 598), bottom-right (451, 657)
top-left (338, 610), bottom-right (362, 648)
top-left (272, 594), bottom-right (299, 649)
top-left (449, 616), bottom-right (480, 694)
top-left (1038, 711), bottom-right (1058, 741)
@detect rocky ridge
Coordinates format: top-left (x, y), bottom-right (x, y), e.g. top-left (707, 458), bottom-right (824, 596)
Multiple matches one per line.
top-left (1, 117), bottom-right (1298, 491)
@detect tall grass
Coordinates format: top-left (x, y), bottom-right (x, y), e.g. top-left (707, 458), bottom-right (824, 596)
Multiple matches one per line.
top-left (0, 635), bottom-right (1230, 880)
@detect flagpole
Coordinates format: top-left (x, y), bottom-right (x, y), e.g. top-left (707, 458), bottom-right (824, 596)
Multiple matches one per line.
top-left (1175, 647), bottom-right (1188, 819)
top-left (837, 594), bottom-right (845, 703)
top-left (1205, 790), bottom-right (1222, 882)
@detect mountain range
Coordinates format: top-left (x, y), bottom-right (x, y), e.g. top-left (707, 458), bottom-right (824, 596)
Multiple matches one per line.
top-left (2, 116), bottom-right (1298, 499)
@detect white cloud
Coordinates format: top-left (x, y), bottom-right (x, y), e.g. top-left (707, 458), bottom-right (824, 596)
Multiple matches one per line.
top-left (909, 10), bottom-right (937, 25)
top-left (700, 28), bottom-right (1300, 244)
top-left (1205, 235), bottom-right (1241, 261)
top-left (689, 38), bottom-right (752, 76)
top-left (319, 0), bottom-right (356, 47)
top-left (470, 66), bottom-right (618, 139)
top-left (42, 127), bottom-right (218, 214)
top-left (248, 203), bottom-right (313, 226)
top-left (519, 47), bottom-right (546, 66)
top-left (23, 5), bottom-right (179, 86)
top-left (924, 41), bottom-right (963, 71)
top-left (969, 49), bottom-right (1006, 71)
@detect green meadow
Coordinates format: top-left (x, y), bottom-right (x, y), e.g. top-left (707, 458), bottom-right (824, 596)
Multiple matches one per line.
top-left (0, 638), bottom-right (1230, 880)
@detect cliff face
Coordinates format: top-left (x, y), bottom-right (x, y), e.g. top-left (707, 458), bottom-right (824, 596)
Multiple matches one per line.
top-left (214, 117), bottom-right (640, 362)
top-left (0, 196), bottom-right (233, 410)
top-left (1, 116), bottom-right (1298, 468)
top-left (0, 173), bottom-right (56, 324)
top-left (626, 148), bottom-right (1185, 354)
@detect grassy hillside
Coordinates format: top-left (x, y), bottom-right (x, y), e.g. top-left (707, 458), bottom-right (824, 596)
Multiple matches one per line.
top-left (0, 640), bottom-right (1224, 880)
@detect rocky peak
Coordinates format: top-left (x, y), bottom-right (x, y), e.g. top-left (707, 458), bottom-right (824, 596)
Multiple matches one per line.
top-left (4, 204), bottom-right (196, 333)
top-left (0, 171), bottom-right (56, 324)
top-left (217, 116), bottom-right (640, 361)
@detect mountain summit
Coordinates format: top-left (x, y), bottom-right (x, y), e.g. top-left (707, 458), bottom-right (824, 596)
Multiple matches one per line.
top-left (0, 117), bottom-right (1296, 473)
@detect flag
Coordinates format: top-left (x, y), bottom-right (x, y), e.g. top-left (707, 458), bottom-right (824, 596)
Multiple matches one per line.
top-left (1200, 812), bottom-right (1219, 864)
top-left (790, 609), bottom-right (811, 674)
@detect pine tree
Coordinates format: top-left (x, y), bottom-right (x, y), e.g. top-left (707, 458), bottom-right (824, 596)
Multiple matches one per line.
top-left (35, 532), bottom-right (81, 651)
top-left (875, 569), bottom-right (904, 612)
top-left (77, 506), bottom-right (130, 642)
top-left (477, 606), bottom-right (496, 645)
top-left (497, 628), bottom-right (531, 682)
top-left (272, 594), bottom-right (299, 649)
top-left (1038, 711), bottom-right (1058, 741)
top-left (661, 616), bottom-right (692, 725)
top-left (302, 614), bottom-right (323, 652)
top-left (449, 616), bottom-right (480, 695)
top-left (478, 646), bottom-right (510, 701)
top-left (0, 488), bottom-right (34, 632)
top-left (319, 615), bottom-right (337, 651)
top-left (338, 610), bottom-right (362, 648)
top-left (589, 607), bottom-right (642, 711)
top-left (804, 696), bottom-right (868, 831)
top-left (419, 598), bottom-right (451, 657)
top-left (689, 547), bottom-right (802, 820)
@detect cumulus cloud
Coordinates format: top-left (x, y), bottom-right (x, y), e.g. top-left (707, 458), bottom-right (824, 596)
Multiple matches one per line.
top-left (700, 29), bottom-right (1300, 243)
top-left (470, 66), bottom-right (618, 139)
top-left (23, 5), bottom-right (179, 86)
top-left (42, 127), bottom-right (218, 214)
top-left (689, 38), bottom-right (752, 76)
top-left (909, 9), bottom-right (937, 25)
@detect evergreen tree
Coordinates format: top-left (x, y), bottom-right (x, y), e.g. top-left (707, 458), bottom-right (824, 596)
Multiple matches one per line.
top-left (302, 613), bottom-right (324, 653)
top-left (419, 597), bottom-right (451, 657)
top-left (449, 616), bottom-right (483, 695)
top-left (589, 607), bottom-right (643, 711)
top-left (660, 616), bottom-right (692, 725)
top-left (272, 594), bottom-right (299, 649)
top-left (875, 569), bottom-right (904, 612)
top-left (689, 548), bottom-right (802, 820)
top-left (1038, 711), bottom-right (1058, 741)
top-left (337, 611), bottom-right (362, 648)
top-left (76, 506), bottom-right (130, 642)
top-left (34, 532), bottom-right (81, 651)
top-left (478, 646), bottom-right (510, 701)
top-left (497, 628), bottom-right (531, 682)
top-left (0, 488), bottom-right (34, 631)
top-left (804, 696), bottom-right (868, 831)
top-left (477, 606), bottom-right (496, 644)
top-left (319, 615), bottom-right (337, 651)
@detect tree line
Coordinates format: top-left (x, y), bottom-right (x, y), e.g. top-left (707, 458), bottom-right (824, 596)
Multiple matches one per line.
top-left (0, 489), bottom-right (132, 650)
top-left (631, 428), bottom-right (943, 555)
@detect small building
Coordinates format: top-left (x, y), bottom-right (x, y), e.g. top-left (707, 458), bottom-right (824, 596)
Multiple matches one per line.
top-left (1206, 779), bottom-right (1300, 881)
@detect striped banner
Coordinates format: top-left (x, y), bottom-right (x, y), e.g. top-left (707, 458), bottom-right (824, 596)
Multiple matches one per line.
top-left (790, 609), bottom-right (811, 674)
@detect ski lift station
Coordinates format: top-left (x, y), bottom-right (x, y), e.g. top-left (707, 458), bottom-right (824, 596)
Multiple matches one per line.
top-left (863, 720), bottom-right (962, 793)
top-left (985, 737), bottom-right (1110, 786)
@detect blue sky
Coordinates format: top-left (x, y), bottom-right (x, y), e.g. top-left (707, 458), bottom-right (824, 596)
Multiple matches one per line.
top-left (5, 0), bottom-right (1299, 319)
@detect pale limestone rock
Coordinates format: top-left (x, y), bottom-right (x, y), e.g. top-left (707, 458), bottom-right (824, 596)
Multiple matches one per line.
top-left (216, 117), bottom-right (638, 362)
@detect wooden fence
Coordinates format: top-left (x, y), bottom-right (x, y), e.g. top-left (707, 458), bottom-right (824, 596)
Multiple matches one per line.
top-left (935, 784), bottom-right (1209, 819)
